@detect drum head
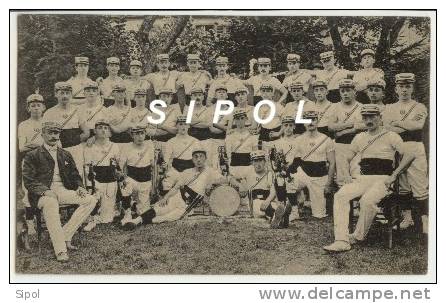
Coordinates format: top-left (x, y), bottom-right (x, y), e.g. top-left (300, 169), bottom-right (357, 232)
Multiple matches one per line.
top-left (209, 185), bottom-right (240, 217)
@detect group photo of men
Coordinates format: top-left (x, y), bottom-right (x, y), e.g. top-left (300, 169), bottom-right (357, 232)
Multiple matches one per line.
top-left (13, 12), bottom-right (432, 276)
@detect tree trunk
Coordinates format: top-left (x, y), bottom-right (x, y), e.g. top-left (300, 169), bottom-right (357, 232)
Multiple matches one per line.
top-left (326, 17), bottom-right (353, 70)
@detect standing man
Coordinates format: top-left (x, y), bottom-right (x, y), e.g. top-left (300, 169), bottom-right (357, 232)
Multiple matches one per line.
top-left (124, 60), bottom-right (151, 107)
top-left (282, 54), bottom-right (313, 99)
top-left (207, 56), bottom-right (243, 105)
top-left (312, 80), bottom-right (333, 137)
top-left (144, 54), bottom-right (181, 98)
top-left (328, 79), bottom-right (364, 186)
top-left (384, 73), bottom-right (429, 233)
top-left (366, 78), bottom-right (387, 112)
top-left (98, 57), bottom-right (124, 107)
top-left (177, 54), bottom-right (212, 105)
top-left (323, 105), bottom-right (415, 252)
top-left (77, 80), bottom-right (107, 138)
top-left (287, 111), bottom-right (336, 219)
top-left (66, 56), bottom-right (93, 106)
top-left (18, 93), bottom-right (46, 236)
top-left (315, 51), bottom-right (352, 103)
top-left (244, 57), bottom-right (288, 105)
top-left (104, 83), bottom-right (133, 144)
top-left (352, 49), bottom-right (385, 103)
top-left (22, 121), bottom-right (97, 261)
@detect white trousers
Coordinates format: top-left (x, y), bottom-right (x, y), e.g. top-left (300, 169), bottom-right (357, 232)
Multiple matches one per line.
top-left (399, 142), bottom-right (429, 200)
top-left (294, 168), bottom-right (328, 218)
top-left (334, 143), bottom-right (349, 186)
top-left (95, 181), bottom-right (118, 223)
top-left (333, 175), bottom-right (390, 242)
top-left (121, 177), bottom-right (152, 214)
top-left (151, 192), bottom-right (187, 223)
top-left (38, 184), bottom-right (97, 254)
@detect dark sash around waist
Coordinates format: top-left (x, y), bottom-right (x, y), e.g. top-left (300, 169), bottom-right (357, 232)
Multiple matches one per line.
top-left (94, 166), bottom-right (116, 183)
top-left (209, 131), bottom-right (226, 140)
top-left (111, 131), bottom-right (132, 144)
top-left (172, 158), bottom-right (194, 172)
top-left (360, 158), bottom-right (394, 176)
top-left (230, 152), bottom-right (251, 166)
top-left (60, 128), bottom-right (81, 148)
top-left (153, 133), bottom-right (176, 142)
top-left (180, 184), bottom-right (201, 204)
top-left (400, 130), bottom-right (423, 142)
top-left (127, 165), bottom-right (152, 182)
top-left (251, 189), bottom-right (270, 200)
top-left (189, 126), bottom-right (211, 141)
top-left (335, 132), bottom-right (356, 144)
top-left (300, 160), bottom-right (328, 177)
top-left (259, 125), bottom-right (281, 142)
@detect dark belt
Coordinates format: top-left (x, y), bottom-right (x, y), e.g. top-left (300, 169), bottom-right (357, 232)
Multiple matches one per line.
top-left (259, 125), bottom-right (281, 142)
top-left (60, 128), bottom-right (81, 148)
top-left (400, 130), bottom-right (423, 142)
top-left (230, 152), bottom-right (251, 166)
top-left (210, 131), bottom-right (226, 140)
top-left (335, 132), bottom-right (357, 144)
top-left (300, 160), bottom-right (328, 177)
top-left (111, 131), bottom-right (132, 143)
top-left (251, 189), bottom-right (270, 200)
top-left (360, 158), bottom-right (394, 176)
top-left (189, 126), bottom-right (211, 141)
top-left (127, 165), bottom-right (152, 182)
top-left (94, 166), bottom-right (116, 183)
top-left (153, 133), bottom-right (176, 142)
top-left (172, 158), bottom-right (194, 172)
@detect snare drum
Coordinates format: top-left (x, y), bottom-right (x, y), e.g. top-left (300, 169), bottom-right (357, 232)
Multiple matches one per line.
top-left (208, 185), bottom-right (241, 217)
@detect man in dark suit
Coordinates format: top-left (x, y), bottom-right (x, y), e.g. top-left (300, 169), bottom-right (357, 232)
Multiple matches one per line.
top-left (22, 121), bottom-right (97, 262)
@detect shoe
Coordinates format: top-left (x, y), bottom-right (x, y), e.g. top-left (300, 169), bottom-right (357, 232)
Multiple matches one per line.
top-left (348, 234), bottom-right (358, 245)
top-left (66, 241), bottom-right (79, 251)
top-left (323, 241), bottom-right (351, 252)
top-left (26, 220), bottom-right (36, 236)
top-left (56, 252), bottom-right (69, 262)
top-left (120, 212), bottom-right (133, 226)
top-left (271, 203), bottom-right (286, 229)
top-left (122, 217), bottom-right (142, 231)
top-left (83, 220), bottom-right (97, 232)
top-left (289, 206), bottom-right (300, 222)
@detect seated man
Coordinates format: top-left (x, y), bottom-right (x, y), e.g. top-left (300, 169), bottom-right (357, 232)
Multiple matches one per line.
top-left (234, 150), bottom-right (290, 228)
top-left (323, 105), bottom-right (415, 252)
top-left (22, 121), bottom-right (97, 262)
top-left (122, 143), bottom-right (227, 229)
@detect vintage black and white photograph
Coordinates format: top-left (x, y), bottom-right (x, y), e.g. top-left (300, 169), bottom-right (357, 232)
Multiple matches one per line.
top-left (11, 10), bottom-right (434, 277)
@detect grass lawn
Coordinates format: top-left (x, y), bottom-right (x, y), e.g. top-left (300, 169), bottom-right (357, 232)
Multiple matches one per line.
top-left (15, 212), bottom-right (428, 275)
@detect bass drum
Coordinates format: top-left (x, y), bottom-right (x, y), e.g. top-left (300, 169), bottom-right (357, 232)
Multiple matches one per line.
top-left (208, 185), bottom-right (241, 217)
